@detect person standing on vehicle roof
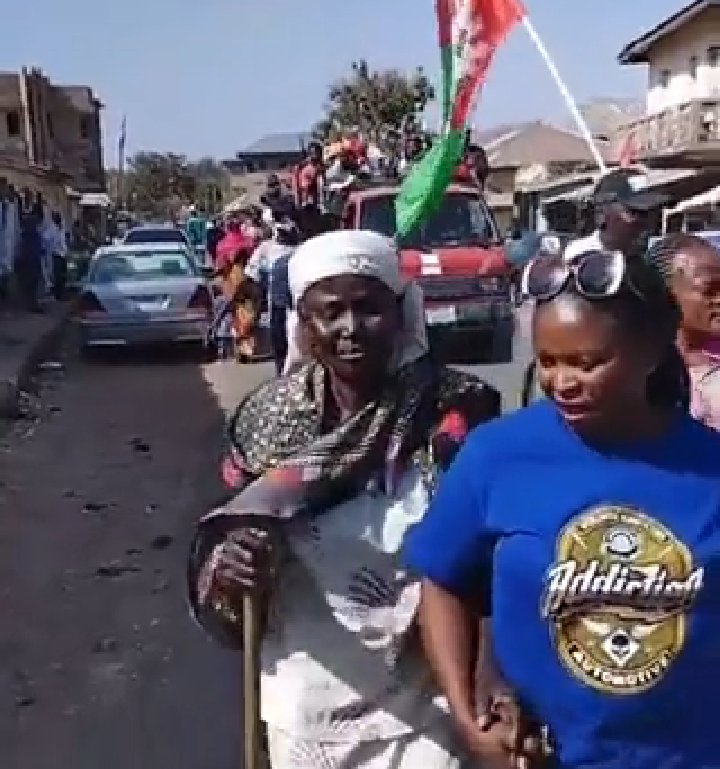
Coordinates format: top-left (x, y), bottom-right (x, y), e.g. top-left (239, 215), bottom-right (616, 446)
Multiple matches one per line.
top-left (399, 135), bottom-right (426, 177)
top-left (455, 131), bottom-right (489, 192)
top-left (564, 169), bottom-right (668, 264)
top-left (296, 142), bottom-right (326, 209)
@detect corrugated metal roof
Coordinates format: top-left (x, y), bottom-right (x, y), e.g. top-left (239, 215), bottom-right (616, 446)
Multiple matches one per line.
top-left (542, 184), bottom-right (595, 206)
top-left (240, 132), bottom-right (313, 155)
top-left (474, 122), bottom-right (614, 168)
top-left (539, 168), bottom-right (699, 206)
top-left (645, 168), bottom-right (699, 186)
top-left (528, 167), bottom-right (697, 196)
top-left (524, 171), bottom-right (597, 194)
top-left (669, 184), bottom-right (720, 213)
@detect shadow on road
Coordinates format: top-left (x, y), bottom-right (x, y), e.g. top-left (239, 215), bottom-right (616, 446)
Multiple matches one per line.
top-left (79, 342), bottom-right (212, 367)
top-left (2, 330), bottom-right (247, 769)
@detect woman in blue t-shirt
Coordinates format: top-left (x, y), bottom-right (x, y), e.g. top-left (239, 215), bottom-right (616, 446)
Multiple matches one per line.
top-left (405, 248), bottom-right (720, 769)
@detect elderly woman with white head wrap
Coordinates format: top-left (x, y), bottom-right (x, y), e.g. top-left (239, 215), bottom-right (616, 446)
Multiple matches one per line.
top-left (188, 231), bottom-right (500, 769)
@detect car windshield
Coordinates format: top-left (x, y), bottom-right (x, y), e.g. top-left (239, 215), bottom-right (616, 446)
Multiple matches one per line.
top-left (125, 228), bottom-right (188, 245)
top-left (358, 192), bottom-right (497, 249)
top-left (90, 250), bottom-right (194, 283)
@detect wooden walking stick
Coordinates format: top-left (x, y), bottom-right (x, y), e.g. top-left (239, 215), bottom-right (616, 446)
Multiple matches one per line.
top-left (242, 591), bottom-right (262, 769)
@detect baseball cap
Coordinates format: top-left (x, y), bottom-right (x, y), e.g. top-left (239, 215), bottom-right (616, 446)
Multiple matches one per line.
top-left (593, 169), bottom-right (669, 211)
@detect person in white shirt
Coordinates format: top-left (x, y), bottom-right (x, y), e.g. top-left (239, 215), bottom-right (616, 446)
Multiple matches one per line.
top-left (48, 211), bottom-right (68, 300)
top-left (245, 217), bottom-right (299, 374)
top-left (564, 169), bottom-right (668, 263)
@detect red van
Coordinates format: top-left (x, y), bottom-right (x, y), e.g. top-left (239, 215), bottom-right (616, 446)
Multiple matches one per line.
top-left (342, 182), bottom-right (514, 362)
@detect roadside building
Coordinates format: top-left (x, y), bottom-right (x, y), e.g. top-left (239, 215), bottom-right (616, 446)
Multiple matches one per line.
top-left (473, 121), bottom-right (614, 232)
top-left (0, 67), bottom-right (105, 226)
top-left (616, 0), bottom-right (720, 230)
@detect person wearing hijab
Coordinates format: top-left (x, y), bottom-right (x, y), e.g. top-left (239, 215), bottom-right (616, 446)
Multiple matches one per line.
top-left (188, 230), bottom-right (501, 769)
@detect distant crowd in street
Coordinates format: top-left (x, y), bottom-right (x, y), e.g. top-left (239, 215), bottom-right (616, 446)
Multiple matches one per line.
top-left (0, 180), bottom-right (87, 314)
top-left (293, 126), bottom-right (489, 214)
top-left (189, 163), bottom-right (720, 769)
top-left (197, 126), bottom-right (490, 372)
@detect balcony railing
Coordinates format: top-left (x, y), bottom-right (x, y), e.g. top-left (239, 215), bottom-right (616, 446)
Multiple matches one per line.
top-left (622, 99), bottom-right (720, 159)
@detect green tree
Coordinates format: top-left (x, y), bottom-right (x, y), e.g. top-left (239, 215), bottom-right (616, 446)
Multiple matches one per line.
top-left (120, 153), bottom-right (229, 219)
top-left (191, 157), bottom-right (229, 215)
top-left (315, 60), bottom-right (435, 147)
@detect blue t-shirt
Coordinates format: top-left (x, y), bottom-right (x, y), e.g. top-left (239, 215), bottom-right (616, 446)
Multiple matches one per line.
top-left (405, 400), bottom-right (720, 769)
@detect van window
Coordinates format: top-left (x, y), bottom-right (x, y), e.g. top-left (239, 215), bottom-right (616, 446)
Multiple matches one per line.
top-left (359, 193), bottom-right (497, 249)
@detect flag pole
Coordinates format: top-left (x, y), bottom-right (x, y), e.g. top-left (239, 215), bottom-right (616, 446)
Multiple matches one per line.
top-left (117, 116), bottom-right (127, 208)
top-left (521, 16), bottom-right (608, 173)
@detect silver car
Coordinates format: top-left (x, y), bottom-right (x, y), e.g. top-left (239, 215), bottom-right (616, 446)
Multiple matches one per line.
top-left (76, 244), bottom-right (213, 351)
top-left (122, 224), bottom-right (209, 270)
top-left (122, 225), bottom-right (191, 248)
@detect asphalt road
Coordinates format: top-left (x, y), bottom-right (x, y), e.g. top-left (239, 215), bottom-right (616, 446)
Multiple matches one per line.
top-left (1, 312), bottom-right (532, 769)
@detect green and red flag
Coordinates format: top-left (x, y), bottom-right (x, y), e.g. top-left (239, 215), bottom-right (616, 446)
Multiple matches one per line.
top-left (395, 0), bottom-right (525, 237)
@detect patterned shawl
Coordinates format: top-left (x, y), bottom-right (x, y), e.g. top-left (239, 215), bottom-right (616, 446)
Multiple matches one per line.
top-left (224, 356), bottom-right (500, 518)
top-left (188, 357), bottom-right (499, 645)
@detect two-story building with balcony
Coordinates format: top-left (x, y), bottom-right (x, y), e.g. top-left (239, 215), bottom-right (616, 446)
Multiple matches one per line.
top-left (618, 1), bottom-right (720, 228)
top-left (619, 0), bottom-right (720, 168)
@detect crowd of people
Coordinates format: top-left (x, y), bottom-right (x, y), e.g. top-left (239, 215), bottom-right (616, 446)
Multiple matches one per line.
top-left (294, 129), bottom-right (489, 212)
top-left (184, 158), bottom-right (720, 769)
top-left (198, 128), bottom-right (489, 373)
top-left (0, 180), bottom-right (82, 313)
top-left (201, 182), bottom-right (307, 370)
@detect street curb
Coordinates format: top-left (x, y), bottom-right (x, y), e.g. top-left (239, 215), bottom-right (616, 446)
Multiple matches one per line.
top-left (0, 303), bottom-right (74, 419)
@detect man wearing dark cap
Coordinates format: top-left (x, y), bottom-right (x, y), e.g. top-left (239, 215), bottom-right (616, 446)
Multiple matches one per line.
top-left (564, 169), bottom-right (668, 263)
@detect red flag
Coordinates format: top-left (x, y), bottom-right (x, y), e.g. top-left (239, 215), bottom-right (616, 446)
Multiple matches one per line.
top-left (396, 0), bottom-right (524, 237)
top-left (437, 0), bottom-right (526, 130)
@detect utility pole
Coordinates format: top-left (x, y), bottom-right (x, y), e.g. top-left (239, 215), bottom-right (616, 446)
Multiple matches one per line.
top-left (117, 116), bottom-right (127, 209)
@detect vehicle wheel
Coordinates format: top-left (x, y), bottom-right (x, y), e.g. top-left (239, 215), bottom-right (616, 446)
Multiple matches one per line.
top-left (490, 319), bottom-right (514, 364)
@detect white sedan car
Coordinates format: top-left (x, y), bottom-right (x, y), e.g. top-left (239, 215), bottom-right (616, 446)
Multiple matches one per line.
top-left (122, 223), bottom-right (209, 269)
top-left (75, 244), bottom-right (214, 352)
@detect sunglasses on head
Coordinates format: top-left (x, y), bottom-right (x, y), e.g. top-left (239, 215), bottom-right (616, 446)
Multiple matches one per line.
top-left (521, 249), bottom-right (627, 301)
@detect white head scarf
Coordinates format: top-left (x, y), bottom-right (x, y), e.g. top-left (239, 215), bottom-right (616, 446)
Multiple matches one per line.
top-left (284, 230), bottom-right (428, 374)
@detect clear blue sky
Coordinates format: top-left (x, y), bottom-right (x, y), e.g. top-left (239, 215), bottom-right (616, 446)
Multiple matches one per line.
top-left (3, 0), bottom-right (682, 164)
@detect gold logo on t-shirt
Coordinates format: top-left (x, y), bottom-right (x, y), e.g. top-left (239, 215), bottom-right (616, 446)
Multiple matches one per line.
top-left (541, 505), bottom-right (703, 695)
